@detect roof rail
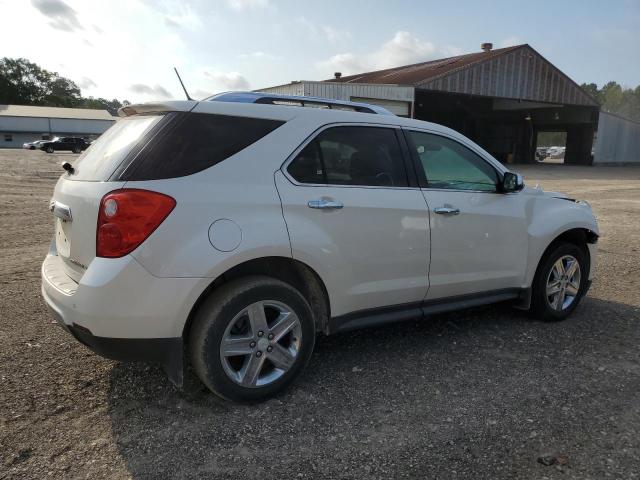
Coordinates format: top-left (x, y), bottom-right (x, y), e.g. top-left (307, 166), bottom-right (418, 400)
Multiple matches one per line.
top-left (205, 91), bottom-right (393, 115)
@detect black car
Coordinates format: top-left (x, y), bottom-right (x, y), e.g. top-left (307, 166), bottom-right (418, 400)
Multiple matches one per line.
top-left (40, 137), bottom-right (89, 154)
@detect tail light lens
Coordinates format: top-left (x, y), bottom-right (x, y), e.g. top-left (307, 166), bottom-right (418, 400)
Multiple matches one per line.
top-left (97, 189), bottom-right (176, 258)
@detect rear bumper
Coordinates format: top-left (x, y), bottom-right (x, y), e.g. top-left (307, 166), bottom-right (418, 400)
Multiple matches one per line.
top-left (41, 253), bottom-right (206, 338)
top-left (41, 252), bottom-right (209, 385)
top-left (49, 305), bottom-right (181, 363)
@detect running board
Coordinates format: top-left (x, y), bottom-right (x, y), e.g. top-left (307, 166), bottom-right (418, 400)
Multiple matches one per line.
top-left (328, 289), bottom-right (523, 334)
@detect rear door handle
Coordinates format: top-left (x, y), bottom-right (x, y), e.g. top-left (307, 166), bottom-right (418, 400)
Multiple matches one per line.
top-left (308, 199), bottom-right (344, 210)
top-left (434, 206), bottom-right (460, 215)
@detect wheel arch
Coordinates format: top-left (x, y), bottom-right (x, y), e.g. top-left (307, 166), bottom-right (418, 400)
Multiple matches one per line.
top-left (539, 227), bottom-right (597, 266)
top-left (182, 256), bottom-right (331, 343)
top-left (519, 226), bottom-right (597, 309)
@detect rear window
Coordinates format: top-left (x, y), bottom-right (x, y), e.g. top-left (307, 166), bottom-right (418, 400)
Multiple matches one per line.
top-left (69, 115), bottom-right (162, 181)
top-left (118, 113), bottom-right (285, 181)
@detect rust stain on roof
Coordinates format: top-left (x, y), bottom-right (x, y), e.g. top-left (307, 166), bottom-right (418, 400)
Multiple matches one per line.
top-left (329, 45), bottom-right (524, 86)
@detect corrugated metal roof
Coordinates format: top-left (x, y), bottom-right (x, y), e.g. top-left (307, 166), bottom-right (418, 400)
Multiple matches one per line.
top-left (330, 44), bottom-right (599, 107)
top-left (0, 104), bottom-right (115, 120)
top-left (332, 45), bottom-right (523, 86)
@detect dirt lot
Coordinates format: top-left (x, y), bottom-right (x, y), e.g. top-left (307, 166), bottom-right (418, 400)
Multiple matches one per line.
top-left (1, 149), bottom-right (639, 479)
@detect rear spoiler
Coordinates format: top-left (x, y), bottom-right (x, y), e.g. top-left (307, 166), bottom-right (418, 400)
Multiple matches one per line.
top-left (117, 101), bottom-right (199, 117)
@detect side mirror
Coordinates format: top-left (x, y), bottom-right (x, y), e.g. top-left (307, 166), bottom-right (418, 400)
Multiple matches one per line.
top-left (501, 172), bottom-right (524, 193)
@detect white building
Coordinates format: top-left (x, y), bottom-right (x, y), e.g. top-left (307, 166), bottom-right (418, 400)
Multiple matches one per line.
top-left (0, 104), bottom-right (116, 149)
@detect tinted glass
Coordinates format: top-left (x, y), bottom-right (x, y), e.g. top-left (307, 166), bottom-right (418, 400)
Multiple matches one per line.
top-left (288, 126), bottom-right (407, 187)
top-left (408, 131), bottom-right (498, 191)
top-left (287, 141), bottom-right (324, 184)
top-left (70, 115), bottom-right (163, 181)
top-left (122, 113), bottom-right (284, 181)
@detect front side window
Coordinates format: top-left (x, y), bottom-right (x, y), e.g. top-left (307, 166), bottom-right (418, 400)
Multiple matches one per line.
top-left (287, 126), bottom-right (408, 187)
top-left (407, 131), bottom-right (498, 192)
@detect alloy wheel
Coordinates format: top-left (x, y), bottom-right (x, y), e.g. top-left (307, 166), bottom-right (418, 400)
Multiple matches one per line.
top-left (546, 255), bottom-right (581, 311)
top-left (219, 300), bottom-right (302, 388)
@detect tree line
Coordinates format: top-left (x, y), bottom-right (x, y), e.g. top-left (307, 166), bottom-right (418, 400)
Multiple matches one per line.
top-left (580, 81), bottom-right (640, 122)
top-left (0, 57), bottom-right (128, 116)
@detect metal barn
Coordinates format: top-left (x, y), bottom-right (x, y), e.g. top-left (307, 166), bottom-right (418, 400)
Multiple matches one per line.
top-left (0, 105), bottom-right (116, 149)
top-left (261, 44), bottom-right (601, 165)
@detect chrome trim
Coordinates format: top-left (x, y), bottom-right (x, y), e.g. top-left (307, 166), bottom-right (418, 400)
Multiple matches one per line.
top-left (50, 200), bottom-right (72, 222)
top-left (308, 199), bottom-right (344, 210)
top-left (280, 121), bottom-right (413, 189)
top-left (434, 206), bottom-right (460, 215)
top-left (206, 91), bottom-right (394, 115)
top-left (401, 127), bottom-right (508, 176)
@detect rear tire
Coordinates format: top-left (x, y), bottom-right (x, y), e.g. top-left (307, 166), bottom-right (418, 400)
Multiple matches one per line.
top-left (72, 147), bottom-right (81, 153)
top-left (189, 276), bottom-right (315, 402)
top-left (530, 242), bottom-right (589, 322)
top-left (46, 146), bottom-right (54, 153)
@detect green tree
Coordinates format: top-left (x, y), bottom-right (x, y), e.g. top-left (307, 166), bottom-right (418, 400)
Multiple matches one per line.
top-left (580, 81), bottom-right (640, 122)
top-left (0, 57), bottom-right (52, 105)
top-left (0, 57), bottom-right (126, 114)
top-left (580, 82), bottom-right (601, 103)
top-left (80, 97), bottom-right (128, 116)
top-left (600, 81), bottom-right (624, 112)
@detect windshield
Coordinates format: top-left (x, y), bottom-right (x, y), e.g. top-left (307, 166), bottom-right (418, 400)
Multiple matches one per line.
top-left (68, 115), bottom-right (163, 181)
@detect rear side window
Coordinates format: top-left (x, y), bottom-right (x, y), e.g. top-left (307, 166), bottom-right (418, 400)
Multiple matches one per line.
top-left (70, 115), bottom-right (163, 181)
top-left (287, 126), bottom-right (408, 187)
top-left (120, 113), bottom-right (284, 181)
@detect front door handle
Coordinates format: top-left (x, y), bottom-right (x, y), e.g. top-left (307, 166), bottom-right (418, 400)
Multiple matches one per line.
top-left (434, 206), bottom-right (460, 215)
top-left (308, 199), bottom-right (344, 210)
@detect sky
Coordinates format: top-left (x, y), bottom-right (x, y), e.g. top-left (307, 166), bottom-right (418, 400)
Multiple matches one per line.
top-left (1, 0), bottom-right (639, 103)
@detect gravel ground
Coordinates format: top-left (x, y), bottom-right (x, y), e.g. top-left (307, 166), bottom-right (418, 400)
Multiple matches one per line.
top-left (1, 149), bottom-right (639, 479)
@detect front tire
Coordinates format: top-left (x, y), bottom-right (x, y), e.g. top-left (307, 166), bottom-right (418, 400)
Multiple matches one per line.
top-left (530, 242), bottom-right (589, 322)
top-left (189, 276), bottom-right (316, 402)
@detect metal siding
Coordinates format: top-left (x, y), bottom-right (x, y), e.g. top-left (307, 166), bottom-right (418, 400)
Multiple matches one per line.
top-left (259, 82), bottom-right (414, 104)
top-left (0, 116), bottom-right (49, 132)
top-left (594, 112), bottom-right (640, 165)
top-left (49, 118), bottom-right (114, 135)
top-left (0, 132), bottom-right (46, 149)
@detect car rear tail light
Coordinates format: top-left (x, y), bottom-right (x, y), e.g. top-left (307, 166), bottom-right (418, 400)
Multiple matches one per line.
top-left (97, 189), bottom-right (176, 258)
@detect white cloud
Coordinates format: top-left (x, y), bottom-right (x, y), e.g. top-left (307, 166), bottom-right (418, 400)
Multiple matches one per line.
top-left (227, 0), bottom-right (270, 11)
top-left (295, 16), bottom-right (351, 44)
top-left (77, 77), bottom-right (97, 90)
top-left (316, 31), bottom-right (449, 77)
top-left (192, 89), bottom-right (214, 100)
top-left (238, 51), bottom-right (281, 61)
top-left (322, 25), bottom-right (351, 44)
top-left (374, 31), bottom-right (437, 69)
top-left (129, 83), bottom-right (172, 99)
top-left (163, 7), bottom-right (203, 30)
top-left (500, 36), bottom-right (522, 48)
top-left (203, 71), bottom-right (251, 91)
top-left (317, 53), bottom-right (364, 77)
top-left (31, 0), bottom-right (82, 32)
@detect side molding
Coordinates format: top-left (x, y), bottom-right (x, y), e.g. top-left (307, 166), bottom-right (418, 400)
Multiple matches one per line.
top-left (329, 288), bottom-right (523, 334)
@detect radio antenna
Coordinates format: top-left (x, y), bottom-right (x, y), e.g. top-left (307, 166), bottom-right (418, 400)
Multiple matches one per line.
top-left (173, 67), bottom-right (193, 101)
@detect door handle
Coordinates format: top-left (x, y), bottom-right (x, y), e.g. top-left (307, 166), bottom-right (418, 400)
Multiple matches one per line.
top-left (434, 206), bottom-right (460, 215)
top-left (308, 199), bottom-right (344, 210)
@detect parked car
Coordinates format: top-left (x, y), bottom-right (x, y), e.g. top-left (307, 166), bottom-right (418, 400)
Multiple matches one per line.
top-left (535, 146), bottom-right (549, 161)
top-left (23, 139), bottom-right (47, 150)
top-left (41, 93), bottom-right (599, 402)
top-left (40, 136), bottom-right (89, 154)
top-left (547, 146), bottom-right (566, 159)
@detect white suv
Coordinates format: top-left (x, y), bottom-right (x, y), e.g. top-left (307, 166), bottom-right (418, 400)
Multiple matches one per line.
top-left (41, 93), bottom-right (598, 402)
